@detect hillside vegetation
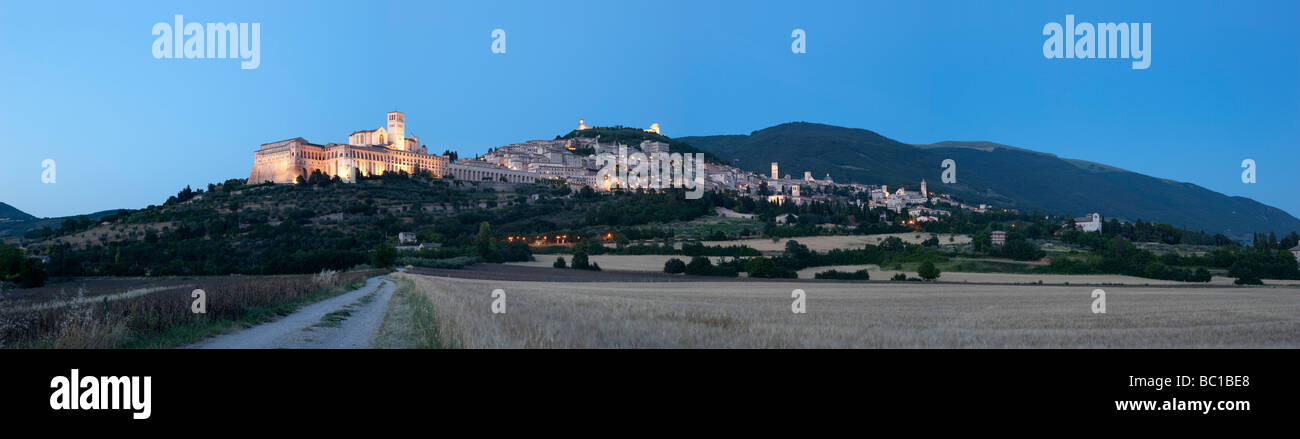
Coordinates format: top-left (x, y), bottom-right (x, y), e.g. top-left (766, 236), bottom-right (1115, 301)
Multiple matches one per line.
top-left (681, 122), bottom-right (1300, 240)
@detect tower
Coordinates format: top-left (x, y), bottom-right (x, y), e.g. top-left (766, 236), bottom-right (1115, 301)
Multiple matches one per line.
top-left (339, 145), bottom-right (356, 183)
top-left (771, 162), bottom-right (779, 180)
top-left (921, 179), bottom-right (927, 197)
top-left (387, 111), bottom-right (406, 151)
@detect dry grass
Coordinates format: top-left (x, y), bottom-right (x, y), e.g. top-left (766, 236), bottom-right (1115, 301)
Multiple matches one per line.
top-left (516, 256), bottom-right (1300, 287)
top-left (393, 273), bottom-right (1300, 348)
top-left (375, 276), bottom-right (453, 349)
top-left (0, 269), bottom-right (386, 348)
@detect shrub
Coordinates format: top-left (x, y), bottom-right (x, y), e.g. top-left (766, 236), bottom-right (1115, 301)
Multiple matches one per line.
top-left (684, 256), bottom-right (714, 276)
top-left (312, 269), bottom-right (339, 287)
top-left (745, 257), bottom-right (796, 278)
top-left (372, 243), bottom-right (398, 268)
top-left (891, 273), bottom-right (908, 281)
top-left (815, 269), bottom-right (871, 280)
top-left (663, 258), bottom-right (686, 274)
top-left (571, 252), bottom-right (590, 269)
top-left (682, 256), bottom-right (739, 277)
top-left (917, 261), bottom-right (941, 281)
top-left (395, 256), bottom-right (477, 269)
top-left (553, 256), bottom-right (567, 268)
top-left (1192, 267), bottom-right (1212, 283)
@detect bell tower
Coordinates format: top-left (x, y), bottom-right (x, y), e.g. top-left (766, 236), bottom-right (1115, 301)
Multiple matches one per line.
top-left (387, 111), bottom-right (406, 151)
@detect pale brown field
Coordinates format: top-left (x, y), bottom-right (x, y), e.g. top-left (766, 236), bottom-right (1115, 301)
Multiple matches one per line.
top-left (391, 273), bottom-right (1300, 348)
top-left (516, 255), bottom-right (1300, 287)
top-left (797, 265), bottom-right (1300, 287)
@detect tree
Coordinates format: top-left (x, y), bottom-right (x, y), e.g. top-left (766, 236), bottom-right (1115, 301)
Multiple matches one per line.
top-left (917, 261), bottom-right (941, 281)
top-left (372, 243), bottom-right (398, 268)
top-left (553, 256), bottom-right (567, 268)
top-left (475, 221), bottom-right (492, 259)
top-left (0, 244), bottom-right (22, 278)
top-left (684, 256), bottom-right (714, 275)
top-left (571, 252), bottom-right (590, 270)
top-left (745, 257), bottom-right (777, 278)
top-left (19, 259), bottom-right (47, 288)
top-left (663, 258), bottom-right (686, 274)
top-left (1192, 267), bottom-right (1212, 283)
top-left (783, 240), bottom-right (812, 262)
top-left (972, 232), bottom-right (991, 253)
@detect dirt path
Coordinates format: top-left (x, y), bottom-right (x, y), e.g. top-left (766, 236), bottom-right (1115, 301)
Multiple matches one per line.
top-left (186, 276), bottom-right (395, 349)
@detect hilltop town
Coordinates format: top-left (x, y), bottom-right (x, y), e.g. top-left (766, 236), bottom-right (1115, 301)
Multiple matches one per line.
top-left (247, 112), bottom-right (1010, 221)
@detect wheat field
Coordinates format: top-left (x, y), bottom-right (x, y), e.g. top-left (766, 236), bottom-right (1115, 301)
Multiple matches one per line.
top-left (390, 273), bottom-right (1300, 348)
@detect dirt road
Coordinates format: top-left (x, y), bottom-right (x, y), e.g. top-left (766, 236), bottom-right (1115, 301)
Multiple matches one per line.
top-left (186, 276), bottom-right (395, 349)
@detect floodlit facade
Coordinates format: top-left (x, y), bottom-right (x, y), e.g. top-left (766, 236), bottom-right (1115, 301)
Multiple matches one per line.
top-left (248, 111), bottom-right (447, 184)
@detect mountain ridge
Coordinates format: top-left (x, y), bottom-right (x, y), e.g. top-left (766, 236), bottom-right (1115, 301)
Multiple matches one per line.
top-left (680, 122), bottom-right (1300, 240)
top-left (0, 202), bottom-right (37, 222)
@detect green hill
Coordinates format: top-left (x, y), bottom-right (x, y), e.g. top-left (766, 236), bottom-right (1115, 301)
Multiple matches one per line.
top-left (0, 202), bottom-right (36, 222)
top-left (681, 122), bottom-right (1300, 240)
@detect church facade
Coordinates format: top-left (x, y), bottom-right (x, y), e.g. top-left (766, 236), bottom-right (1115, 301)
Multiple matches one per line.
top-left (248, 111), bottom-right (449, 184)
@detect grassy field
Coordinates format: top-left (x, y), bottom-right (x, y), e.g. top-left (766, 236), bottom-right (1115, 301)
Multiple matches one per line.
top-left (390, 272), bottom-right (1300, 348)
top-left (514, 254), bottom-right (1300, 286)
top-left (375, 275), bottom-right (455, 349)
top-left (0, 270), bottom-right (385, 348)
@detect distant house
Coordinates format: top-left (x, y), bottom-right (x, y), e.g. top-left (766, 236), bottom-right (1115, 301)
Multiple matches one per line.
top-left (1072, 213), bottom-right (1103, 232)
top-left (1291, 245), bottom-right (1300, 263)
top-left (398, 232), bottom-right (418, 244)
top-left (990, 230), bottom-right (1007, 247)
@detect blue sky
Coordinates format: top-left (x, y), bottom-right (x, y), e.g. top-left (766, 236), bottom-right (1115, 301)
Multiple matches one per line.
top-left (1, 0), bottom-right (1297, 219)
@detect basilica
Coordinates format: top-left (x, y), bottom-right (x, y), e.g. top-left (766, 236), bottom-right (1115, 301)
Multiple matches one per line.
top-left (248, 111), bottom-right (449, 184)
